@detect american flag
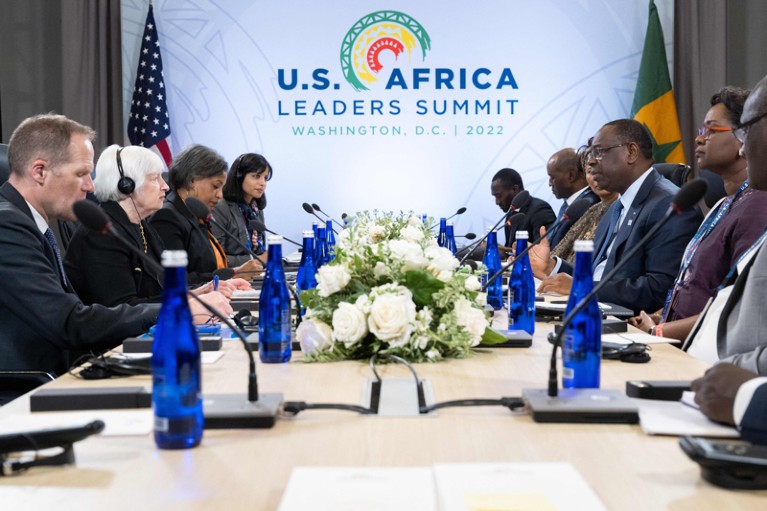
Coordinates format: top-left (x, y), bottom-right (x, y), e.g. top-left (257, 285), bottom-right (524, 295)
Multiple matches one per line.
top-left (127, 4), bottom-right (172, 166)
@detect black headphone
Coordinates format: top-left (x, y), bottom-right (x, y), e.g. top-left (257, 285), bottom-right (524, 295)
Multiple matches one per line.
top-left (116, 147), bottom-right (136, 195)
top-left (232, 154), bottom-right (245, 180)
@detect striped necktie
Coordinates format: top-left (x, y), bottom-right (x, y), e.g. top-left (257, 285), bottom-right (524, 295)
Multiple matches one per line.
top-left (592, 201), bottom-right (624, 271)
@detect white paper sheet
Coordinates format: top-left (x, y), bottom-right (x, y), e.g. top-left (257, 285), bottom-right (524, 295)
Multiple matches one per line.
top-left (277, 467), bottom-right (436, 511)
top-left (634, 397), bottom-right (739, 438)
top-left (0, 409), bottom-right (153, 437)
top-left (434, 462), bottom-right (607, 511)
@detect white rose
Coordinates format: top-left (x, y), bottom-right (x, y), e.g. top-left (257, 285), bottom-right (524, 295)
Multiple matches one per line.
top-left (388, 239), bottom-right (426, 271)
top-left (464, 275), bottom-right (482, 291)
top-left (476, 292), bottom-right (488, 307)
top-left (316, 264), bottom-right (352, 297)
top-left (296, 319), bottom-right (334, 355)
top-left (424, 245), bottom-right (459, 279)
top-left (368, 290), bottom-right (417, 348)
top-left (336, 228), bottom-right (351, 249)
top-left (355, 294), bottom-right (372, 314)
top-left (373, 261), bottom-right (389, 279)
top-left (369, 225), bottom-right (386, 243)
top-left (332, 302), bottom-right (369, 346)
top-left (400, 225), bottom-right (425, 242)
top-left (454, 298), bottom-right (489, 346)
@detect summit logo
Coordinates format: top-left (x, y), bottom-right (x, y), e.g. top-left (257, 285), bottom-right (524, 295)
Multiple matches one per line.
top-left (340, 11), bottom-right (432, 91)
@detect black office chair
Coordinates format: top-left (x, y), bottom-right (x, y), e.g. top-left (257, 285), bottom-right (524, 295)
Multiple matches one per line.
top-left (656, 162), bottom-right (726, 209)
top-left (0, 143), bottom-right (9, 185)
top-left (0, 371), bottom-right (55, 406)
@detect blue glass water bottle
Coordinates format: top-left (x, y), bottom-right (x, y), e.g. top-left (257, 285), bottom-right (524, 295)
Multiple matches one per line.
top-left (445, 222), bottom-right (457, 255)
top-left (259, 236), bottom-right (292, 363)
top-left (482, 228), bottom-right (503, 310)
top-left (325, 220), bottom-right (335, 261)
top-left (315, 226), bottom-right (329, 268)
top-left (437, 217), bottom-right (447, 247)
top-left (508, 231), bottom-right (535, 334)
top-left (152, 250), bottom-right (203, 449)
top-left (296, 230), bottom-right (318, 293)
top-left (562, 240), bottom-right (601, 388)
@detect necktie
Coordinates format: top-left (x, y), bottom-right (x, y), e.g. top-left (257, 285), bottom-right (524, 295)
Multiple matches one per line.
top-left (44, 228), bottom-right (68, 287)
top-left (592, 201), bottom-right (624, 271)
top-left (557, 201), bottom-right (568, 222)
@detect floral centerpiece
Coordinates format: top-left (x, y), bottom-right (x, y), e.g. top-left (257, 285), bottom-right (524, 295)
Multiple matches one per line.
top-left (296, 211), bottom-right (506, 362)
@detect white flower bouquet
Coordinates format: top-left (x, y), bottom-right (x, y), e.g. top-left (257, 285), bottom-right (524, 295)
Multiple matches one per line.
top-left (296, 211), bottom-right (506, 362)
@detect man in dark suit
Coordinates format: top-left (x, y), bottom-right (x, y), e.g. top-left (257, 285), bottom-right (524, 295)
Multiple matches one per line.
top-left (490, 167), bottom-right (555, 253)
top-left (692, 363), bottom-right (767, 445)
top-left (537, 119), bottom-right (702, 314)
top-left (0, 114), bottom-right (162, 375)
top-left (545, 148), bottom-right (599, 249)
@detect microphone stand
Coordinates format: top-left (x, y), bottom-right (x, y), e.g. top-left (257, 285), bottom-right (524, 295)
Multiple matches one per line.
top-left (73, 201), bottom-right (283, 429)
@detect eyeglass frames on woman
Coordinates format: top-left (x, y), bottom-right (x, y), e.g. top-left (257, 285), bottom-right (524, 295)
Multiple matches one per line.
top-left (697, 126), bottom-right (733, 139)
top-left (733, 111), bottom-right (767, 144)
top-left (587, 143), bottom-right (625, 161)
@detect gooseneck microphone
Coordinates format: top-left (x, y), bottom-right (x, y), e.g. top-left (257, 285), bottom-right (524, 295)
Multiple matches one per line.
top-left (184, 197), bottom-right (267, 267)
top-left (302, 203), bottom-right (339, 234)
top-left (444, 206), bottom-right (467, 223)
top-left (459, 232), bottom-right (477, 240)
top-left (250, 219), bottom-right (302, 248)
top-left (481, 197), bottom-right (593, 291)
top-left (456, 191), bottom-right (531, 267)
top-left (311, 202), bottom-right (343, 229)
top-left (73, 200), bottom-right (283, 428)
top-left (184, 198), bottom-right (303, 327)
top-left (543, 179), bottom-right (707, 397)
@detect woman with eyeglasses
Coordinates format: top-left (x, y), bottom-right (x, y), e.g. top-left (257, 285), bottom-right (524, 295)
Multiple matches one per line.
top-left (630, 86), bottom-right (767, 341)
top-left (211, 153), bottom-right (271, 266)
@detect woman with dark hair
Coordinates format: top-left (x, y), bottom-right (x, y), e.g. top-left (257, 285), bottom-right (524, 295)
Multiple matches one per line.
top-left (149, 144), bottom-right (262, 285)
top-left (212, 152), bottom-right (272, 265)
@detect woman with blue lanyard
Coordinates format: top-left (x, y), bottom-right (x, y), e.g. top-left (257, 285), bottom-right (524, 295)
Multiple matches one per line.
top-left (212, 152), bottom-right (272, 265)
top-left (631, 86), bottom-right (767, 340)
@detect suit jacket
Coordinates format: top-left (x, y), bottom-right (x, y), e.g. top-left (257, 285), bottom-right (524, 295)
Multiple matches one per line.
top-left (741, 383), bottom-right (767, 445)
top-left (65, 201), bottom-right (164, 306)
top-left (505, 194), bottom-right (556, 247)
top-left (714, 240), bottom-right (767, 375)
top-left (211, 199), bottom-right (264, 267)
top-left (149, 191), bottom-right (234, 285)
top-left (0, 182), bottom-right (159, 375)
top-left (560, 169), bottom-right (702, 314)
top-left (549, 188), bottom-right (600, 249)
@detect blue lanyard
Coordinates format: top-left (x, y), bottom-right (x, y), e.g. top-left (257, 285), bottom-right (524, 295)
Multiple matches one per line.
top-left (660, 180), bottom-right (748, 320)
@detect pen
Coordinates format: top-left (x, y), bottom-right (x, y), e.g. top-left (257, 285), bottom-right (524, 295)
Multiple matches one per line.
top-left (213, 275), bottom-right (219, 292)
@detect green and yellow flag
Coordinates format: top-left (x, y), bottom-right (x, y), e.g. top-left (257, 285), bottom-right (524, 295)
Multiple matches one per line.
top-left (631, 0), bottom-right (685, 164)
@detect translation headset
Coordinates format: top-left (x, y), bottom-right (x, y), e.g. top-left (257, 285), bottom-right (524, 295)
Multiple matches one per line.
top-left (115, 146), bottom-right (136, 195)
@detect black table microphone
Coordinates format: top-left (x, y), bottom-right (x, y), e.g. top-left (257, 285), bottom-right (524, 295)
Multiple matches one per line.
top-left (73, 199), bottom-right (283, 429)
top-left (481, 197), bottom-right (593, 291)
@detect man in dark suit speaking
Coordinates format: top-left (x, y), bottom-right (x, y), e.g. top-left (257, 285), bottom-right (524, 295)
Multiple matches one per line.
top-left (0, 115), bottom-right (162, 375)
top-left (536, 119), bottom-right (701, 314)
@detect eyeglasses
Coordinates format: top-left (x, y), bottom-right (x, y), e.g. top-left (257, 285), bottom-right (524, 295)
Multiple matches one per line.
top-left (697, 126), bottom-right (732, 139)
top-left (733, 111), bottom-right (767, 143)
top-left (588, 143), bottom-right (625, 161)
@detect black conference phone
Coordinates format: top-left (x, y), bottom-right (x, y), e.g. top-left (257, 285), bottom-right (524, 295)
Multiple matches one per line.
top-left (679, 436), bottom-right (767, 490)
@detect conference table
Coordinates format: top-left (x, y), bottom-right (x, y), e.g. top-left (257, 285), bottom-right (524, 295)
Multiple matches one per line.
top-left (1, 321), bottom-right (765, 510)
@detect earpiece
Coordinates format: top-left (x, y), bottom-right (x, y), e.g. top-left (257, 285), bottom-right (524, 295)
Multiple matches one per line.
top-left (116, 147), bottom-right (136, 195)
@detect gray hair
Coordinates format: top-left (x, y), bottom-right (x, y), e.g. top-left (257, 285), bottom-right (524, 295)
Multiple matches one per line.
top-left (94, 145), bottom-right (165, 202)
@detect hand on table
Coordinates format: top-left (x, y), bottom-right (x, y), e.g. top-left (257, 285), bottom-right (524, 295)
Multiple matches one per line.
top-left (691, 363), bottom-right (759, 425)
top-left (537, 273), bottom-right (573, 295)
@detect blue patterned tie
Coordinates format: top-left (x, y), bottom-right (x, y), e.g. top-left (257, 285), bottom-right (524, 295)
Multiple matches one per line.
top-left (44, 228), bottom-right (68, 287)
top-left (592, 201), bottom-right (624, 271)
